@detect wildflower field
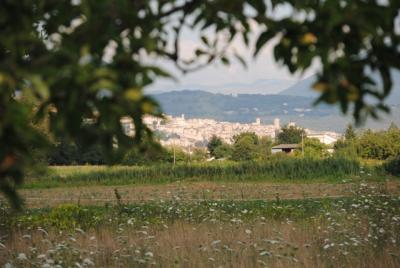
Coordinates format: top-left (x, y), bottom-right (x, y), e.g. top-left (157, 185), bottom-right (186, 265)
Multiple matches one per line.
top-left (1, 161), bottom-right (400, 267)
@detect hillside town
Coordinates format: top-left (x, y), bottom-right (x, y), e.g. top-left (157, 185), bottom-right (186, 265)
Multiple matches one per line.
top-left (121, 115), bottom-right (341, 150)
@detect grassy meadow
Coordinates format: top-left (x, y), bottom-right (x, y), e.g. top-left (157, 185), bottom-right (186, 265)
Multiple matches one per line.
top-left (1, 183), bottom-right (400, 267)
top-left (1, 158), bottom-right (400, 267)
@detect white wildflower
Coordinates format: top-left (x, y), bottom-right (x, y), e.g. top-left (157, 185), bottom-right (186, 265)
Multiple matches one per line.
top-left (17, 253), bottom-right (27, 261)
top-left (260, 250), bottom-right (272, 256)
top-left (22, 234), bottom-right (31, 240)
top-left (38, 228), bottom-right (48, 236)
top-left (75, 228), bottom-right (85, 234)
top-left (211, 240), bottom-right (221, 246)
top-left (83, 257), bottom-right (94, 266)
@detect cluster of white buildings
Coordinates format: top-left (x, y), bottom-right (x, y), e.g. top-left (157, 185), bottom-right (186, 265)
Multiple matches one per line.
top-left (148, 115), bottom-right (280, 148)
top-left (121, 114), bottom-right (341, 150)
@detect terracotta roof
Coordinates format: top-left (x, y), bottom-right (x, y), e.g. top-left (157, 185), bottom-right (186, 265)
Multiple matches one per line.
top-left (272, 144), bottom-right (300, 149)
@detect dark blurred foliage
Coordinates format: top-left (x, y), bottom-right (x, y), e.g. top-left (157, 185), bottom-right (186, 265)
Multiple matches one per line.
top-left (48, 140), bottom-right (106, 165)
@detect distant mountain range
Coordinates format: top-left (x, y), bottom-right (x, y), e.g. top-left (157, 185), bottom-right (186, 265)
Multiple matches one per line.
top-left (148, 79), bottom-right (295, 95)
top-left (153, 90), bottom-right (334, 120)
top-left (151, 72), bottom-right (400, 132)
top-left (279, 75), bottom-right (317, 98)
top-left (280, 71), bottom-right (400, 105)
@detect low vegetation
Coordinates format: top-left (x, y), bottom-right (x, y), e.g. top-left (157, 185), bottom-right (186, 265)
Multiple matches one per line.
top-left (23, 157), bottom-right (363, 189)
top-left (335, 124), bottom-right (400, 161)
top-left (385, 156), bottom-right (400, 176)
top-left (1, 182), bottom-right (399, 267)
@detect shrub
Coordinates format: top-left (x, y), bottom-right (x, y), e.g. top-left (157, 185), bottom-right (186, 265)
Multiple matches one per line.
top-left (294, 138), bottom-right (329, 159)
top-left (333, 139), bottom-right (358, 160)
top-left (46, 204), bottom-right (100, 229)
top-left (213, 143), bottom-right (232, 159)
top-left (356, 128), bottom-right (400, 160)
top-left (122, 141), bottom-right (166, 165)
top-left (384, 155), bottom-right (400, 176)
top-left (231, 135), bottom-right (258, 161)
top-left (207, 135), bottom-right (223, 157)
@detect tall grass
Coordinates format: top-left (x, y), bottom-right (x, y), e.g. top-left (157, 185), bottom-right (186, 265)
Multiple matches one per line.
top-left (2, 184), bottom-right (400, 267)
top-left (24, 157), bottom-right (361, 188)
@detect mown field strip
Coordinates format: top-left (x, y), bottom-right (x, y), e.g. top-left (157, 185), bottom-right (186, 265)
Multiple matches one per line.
top-left (23, 195), bottom-right (348, 202)
top-left (12, 180), bottom-right (400, 208)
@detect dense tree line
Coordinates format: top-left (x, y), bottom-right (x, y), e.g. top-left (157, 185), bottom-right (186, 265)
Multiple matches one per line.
top-left (207, 127), bottom-right (329, 161)
top-left (335, 124), bottom-right (400, 161)
top-left (45, 123), bottom-right (400, 165)
top-left (45, 137), bottom-right (208, 166)
top-left (48, 140), bottom-right (106, 165)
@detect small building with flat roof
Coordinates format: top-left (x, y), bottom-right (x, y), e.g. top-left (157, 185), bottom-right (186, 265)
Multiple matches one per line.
top-left (271, 144), bottom-right (300, 154)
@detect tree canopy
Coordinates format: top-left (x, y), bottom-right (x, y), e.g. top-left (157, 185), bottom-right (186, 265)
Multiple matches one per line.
top-left (207, 135), bottom-right (224, 158)
top-left (277, 125), bottom-right (306, 144)
top-left (1, 0), bottom-right (400, 208)
top-left (300, 138), bottom-right (329, 159)
top-left (231, 133), bottom-right (259, 161)
top-left (344, 124), bottom-right (357, 140)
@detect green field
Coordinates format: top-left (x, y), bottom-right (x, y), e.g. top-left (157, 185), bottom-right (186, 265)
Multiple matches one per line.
top-left (23, 157), bottom-right (371, 189)
top-left (1, 159), bottom-right (399, 267)
top-left (1, 183), bottom-right (400, 267)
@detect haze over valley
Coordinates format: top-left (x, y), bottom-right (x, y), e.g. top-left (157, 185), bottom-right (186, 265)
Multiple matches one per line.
top-left (151, 72), bottom-right (400, 132)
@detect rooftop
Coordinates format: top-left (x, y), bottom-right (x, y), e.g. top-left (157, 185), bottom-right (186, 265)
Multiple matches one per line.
top-left (272, 144), bottom-right (300, 149)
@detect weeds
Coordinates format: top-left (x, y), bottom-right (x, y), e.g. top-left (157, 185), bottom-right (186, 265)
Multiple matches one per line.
top-left (1, 163), bottom-right (399, 267)
top-left (1, 183), bottom-right (399, 267)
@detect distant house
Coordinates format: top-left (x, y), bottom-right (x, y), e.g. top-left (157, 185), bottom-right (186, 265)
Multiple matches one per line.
top-left (271, 144), bottom-right (300, 154)
top-left (307, 133), bottom-right (338, 145)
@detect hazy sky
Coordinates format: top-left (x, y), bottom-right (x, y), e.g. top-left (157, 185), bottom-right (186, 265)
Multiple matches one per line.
top-left (147, 36), bottom-right (319, 93)
top-left (146, 7), bottom-right (319, 93)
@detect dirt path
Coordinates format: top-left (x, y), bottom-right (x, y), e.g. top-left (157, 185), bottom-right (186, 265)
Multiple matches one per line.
top-left (14, 180), bottom-right (400, 208)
